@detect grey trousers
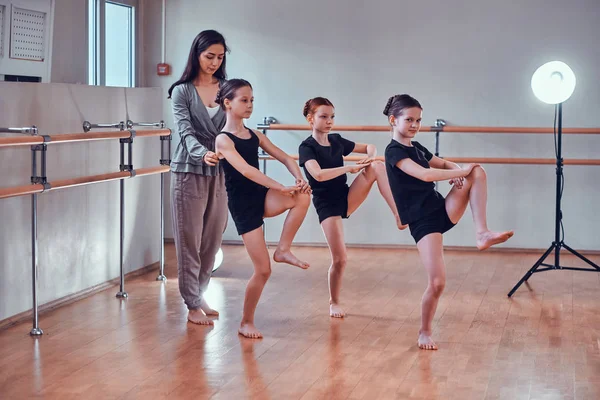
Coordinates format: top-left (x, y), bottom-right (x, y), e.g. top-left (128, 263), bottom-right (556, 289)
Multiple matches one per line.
top-left (171, 172), bottom-right (228, 310)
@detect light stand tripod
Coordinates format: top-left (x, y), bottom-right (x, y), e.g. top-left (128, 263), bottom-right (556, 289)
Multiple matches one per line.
top-left (508, 102), bottom-right (600, 297)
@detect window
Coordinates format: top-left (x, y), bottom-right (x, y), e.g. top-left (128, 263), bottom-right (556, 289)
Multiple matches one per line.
top-left (88, 0), bottom-right (137, 87)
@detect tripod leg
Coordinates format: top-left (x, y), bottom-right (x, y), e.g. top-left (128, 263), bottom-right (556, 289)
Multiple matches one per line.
top-left (507, 243), bottom-right (555, 297)
top-left (562, 242), bottom-right (600, 271)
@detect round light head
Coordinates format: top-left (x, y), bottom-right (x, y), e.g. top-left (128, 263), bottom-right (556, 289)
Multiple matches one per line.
top-left (531, 61), bottom-right (576, 104)
top-left (212, 247), bottom-right (224, 272)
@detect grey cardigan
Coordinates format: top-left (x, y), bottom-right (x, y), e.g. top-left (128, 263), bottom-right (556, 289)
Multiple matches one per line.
top-left (170, 81), bottom-right (227, 176)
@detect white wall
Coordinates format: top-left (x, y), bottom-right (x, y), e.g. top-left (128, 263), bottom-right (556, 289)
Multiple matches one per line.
top-left (0, 82), bottom-right (164, 322)
top-left (144, 0), bottom-right (600, 251)
top-left (50, 0), bottom-right (87, 84)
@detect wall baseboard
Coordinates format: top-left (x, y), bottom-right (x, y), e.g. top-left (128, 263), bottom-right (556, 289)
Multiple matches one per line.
top-left (0, 262), bottom-right (159, 332)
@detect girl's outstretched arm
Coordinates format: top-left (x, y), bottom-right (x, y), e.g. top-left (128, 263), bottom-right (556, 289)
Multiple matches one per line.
top-left (429, 156), bottom-right (460, 171)
top-left (396, 158), bottom-right (479, 183)
top-left (352, 142), bottom-right (377, 164)
top-left (303, 160), bottom-right (366, 182)
top-left (429, 156), bottom-right (465, 188)
top-left (254, 130), bottom-right (311, 193)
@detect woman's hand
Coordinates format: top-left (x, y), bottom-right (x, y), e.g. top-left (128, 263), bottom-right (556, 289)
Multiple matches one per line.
top-left (203, 151), bottom-right (219, 166)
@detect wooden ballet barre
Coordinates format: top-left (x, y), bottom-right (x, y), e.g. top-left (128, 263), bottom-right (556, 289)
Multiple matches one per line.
top-left (0, 136), bottom-right (45, 147)
top-left (131, 165), bottom-right (171, 177)
top-left (50, 131), bottom-right (131, 143)
top-left (442, 157), bottom-right (600, 166)
top-left (0, 131), bottom-right (129, 147)
top-left (49, 129), bottom-right (171, 140)
top-left (50, 129), bottom-right (170, 141)
top-left (259, 124), bottom-right (600, 134)
top-left (0, 129), bottom-right (171, 148)
top-left (0, 165), bottom-right (170, 200)
top-left (50, 171), bottom-right (132, 191)
top-left (260, 124), bottom-right (413, 132)
top-left (134, 129), bottom-right (172, 138)
top-left (442, 126), bottom-right (600, 134)
top-left (0, 184), bottom-right (45, 199)
top-left (257, 154), bottom-right (600, 166)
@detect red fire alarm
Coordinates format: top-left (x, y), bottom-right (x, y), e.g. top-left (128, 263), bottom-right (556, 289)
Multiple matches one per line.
top-left (157, 63), bottom-right (171, 76)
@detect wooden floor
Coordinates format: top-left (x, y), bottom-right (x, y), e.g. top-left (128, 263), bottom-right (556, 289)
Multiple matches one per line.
top-left (1, 243), bottom-right (599, 399)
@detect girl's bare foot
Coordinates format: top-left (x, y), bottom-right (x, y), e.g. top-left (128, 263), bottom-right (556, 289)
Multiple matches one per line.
top-left (476, 230), bottom-right (514, 251)
top-left (273, 249), bottom-right (309, 269)
top-left (200, 298), bottom-right (219, 316)
top-left (187, 309), bottom-right (214, 325)
top-left (330, 303), bottom-right (346, 318)
top-left (418, 331), bottom-right (438, 350)
top-left (238, 323), bottom-right (263, 339)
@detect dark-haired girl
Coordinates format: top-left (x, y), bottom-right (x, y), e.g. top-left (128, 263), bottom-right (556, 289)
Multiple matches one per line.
top-left (383, 94), bottom-right (514, 350)
top-left (215, 79), bottom-right (312, 339)
top-left (168, 30), bottom-right (230, 326)
top-left (298, 97), bottom-right (406, 318)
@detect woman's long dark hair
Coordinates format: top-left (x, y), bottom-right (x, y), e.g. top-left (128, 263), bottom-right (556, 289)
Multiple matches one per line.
top-left (167, 30), bottom-right (229, 98)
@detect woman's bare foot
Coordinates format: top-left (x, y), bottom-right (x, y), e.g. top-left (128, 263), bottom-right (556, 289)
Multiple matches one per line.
top-left (395, 214), bottom-right (408, 230)
top-left (273, 249), bottom-right (309, 269)
top-left (187, 309), bottom-right (214, 325)
top-left (476, 230), bottom-right (514, 251)
top-left (330, 303), bottom-right (346, 318)
top-left (200, 298), bottom-right (219, 316)
top-left (238, 323), bottom-right (263, 339)
top-left (418, 331), bottom-right (438, 350)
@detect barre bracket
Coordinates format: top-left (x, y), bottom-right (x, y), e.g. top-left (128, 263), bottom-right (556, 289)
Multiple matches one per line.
top-left (83, 120), bottom-right (125, 132)
top-left (126, 120), bottom-right (165, 130)
top-left (257, 116), bottom-right (278, 130)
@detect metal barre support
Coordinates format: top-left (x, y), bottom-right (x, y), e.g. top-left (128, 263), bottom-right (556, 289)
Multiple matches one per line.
top-left (83, 121), bottom-right (125, 133)
top-left (1, 126), bottom-right (38, 135)
top-left (157, 133), bottom-right (171, 282)
top-left (156, 173), bottom-right (167, 282)
top-left (126, 120), bottom-right (165, 130)
top-left (432, 119), bottom-right (446, 191)
top-left (433, 119), bottom-right (446, 157)
top-left (116, 130), bottom-right (135, 299)
top-left (29, 142), bottom-right (48, 337)
top-left (116, 176), bottom-right (128, 299)
top-left (30, 192), bottom-right (43, 337)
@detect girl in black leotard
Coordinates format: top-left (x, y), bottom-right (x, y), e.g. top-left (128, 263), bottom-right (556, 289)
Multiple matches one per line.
top-left (298, 97), bottom-right (407, 319)
top-left (215, 79), bottom-right (312, 339)
top-left (383, 94), bottom-right (514, 350)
